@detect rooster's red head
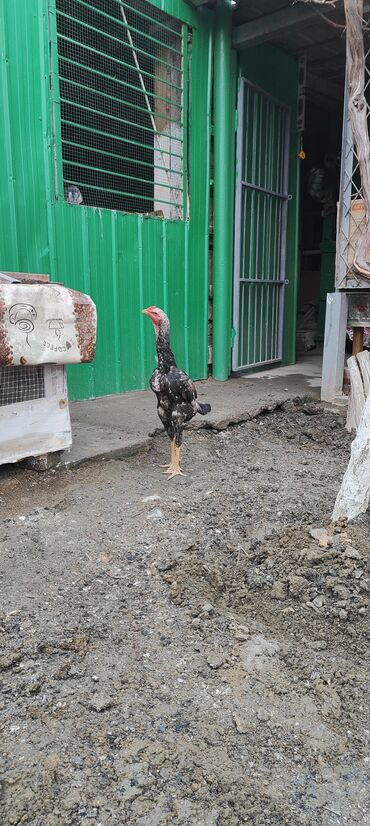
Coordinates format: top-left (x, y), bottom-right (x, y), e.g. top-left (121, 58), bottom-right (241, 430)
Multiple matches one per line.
top-left (142, 306), bottom-right (168, 331)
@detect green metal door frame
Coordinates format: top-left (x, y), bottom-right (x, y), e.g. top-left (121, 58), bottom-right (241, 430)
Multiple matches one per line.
top-left (212, 0), bottom-right (235, 381)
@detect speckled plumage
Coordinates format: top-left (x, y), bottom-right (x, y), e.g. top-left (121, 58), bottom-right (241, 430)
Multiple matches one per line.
top-left (147, 309), bottom-right (211, 447)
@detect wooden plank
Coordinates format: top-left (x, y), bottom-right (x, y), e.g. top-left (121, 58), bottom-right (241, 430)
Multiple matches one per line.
top-left (0, 271), bottom-right (50, 282)
top-left (232, 4), bottom-right (337, 48)
top-left (357, 349), bottom-right (370, 396)
top-left (352, 327), bottom-right (364, 356)
top-left (346, 354), bottom-right (366, 431)
top-left (321, 292), bottom-right (348, 402)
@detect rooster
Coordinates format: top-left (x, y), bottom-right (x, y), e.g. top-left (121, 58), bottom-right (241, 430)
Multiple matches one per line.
top-left (142, 307), bottom-right (211, 479)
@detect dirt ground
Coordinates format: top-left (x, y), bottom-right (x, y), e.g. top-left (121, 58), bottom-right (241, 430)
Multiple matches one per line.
top-left (0, 399), bottom-right (369, 826)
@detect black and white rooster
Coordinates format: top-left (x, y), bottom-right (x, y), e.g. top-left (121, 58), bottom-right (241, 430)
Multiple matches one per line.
top-left (142, 306), bottom-right (211, 479)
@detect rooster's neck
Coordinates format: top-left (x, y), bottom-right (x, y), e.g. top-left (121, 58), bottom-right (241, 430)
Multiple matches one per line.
top-left (156, 323), bottom-right (177, 372)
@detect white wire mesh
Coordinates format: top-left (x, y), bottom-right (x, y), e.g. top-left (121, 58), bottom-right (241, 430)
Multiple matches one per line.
top-left (54, 0), bottom-right (188, 219)
top-left (0, 366), bottom-right (45, 407)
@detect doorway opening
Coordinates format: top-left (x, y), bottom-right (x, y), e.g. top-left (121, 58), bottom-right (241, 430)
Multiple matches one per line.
top-left (296, 100), bottom-right (342, 358)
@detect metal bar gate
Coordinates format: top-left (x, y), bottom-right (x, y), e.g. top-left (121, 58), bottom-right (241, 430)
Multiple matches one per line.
top-left (232, 79), bottom-right (291, 371)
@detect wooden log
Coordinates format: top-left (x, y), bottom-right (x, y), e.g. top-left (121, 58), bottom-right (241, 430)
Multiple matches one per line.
top-left (333, 388), bottom-right (370, 521)
top-left (357, 349), bottom-right (370, 396)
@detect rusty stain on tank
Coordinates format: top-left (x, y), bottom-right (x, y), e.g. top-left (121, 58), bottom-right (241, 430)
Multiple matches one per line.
top-left (67, 289), bottom-right (96, 363)
top-left (0, 299), bottom-right (13, 366)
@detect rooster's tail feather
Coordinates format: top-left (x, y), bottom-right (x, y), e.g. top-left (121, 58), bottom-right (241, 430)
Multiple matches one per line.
top-left (196, 402), bottom-right (211, 416)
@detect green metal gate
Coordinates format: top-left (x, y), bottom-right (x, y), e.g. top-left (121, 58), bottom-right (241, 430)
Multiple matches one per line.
top-left (232, 78), bottom-right (291, 371)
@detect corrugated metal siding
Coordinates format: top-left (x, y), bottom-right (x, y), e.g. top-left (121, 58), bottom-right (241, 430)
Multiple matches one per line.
top-left (0, 0), bottom-right (212, 400)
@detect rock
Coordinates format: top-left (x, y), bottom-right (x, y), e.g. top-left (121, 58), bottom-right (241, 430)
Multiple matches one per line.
top-left (44, 753), bottom-right (59, 774)
top-left (288, 575), bottom-right (308, 597)
top-left (156, 558), bottom-right (177, 572)
top-left (311, 640), bottom-right (327, 650)
top-left (319, 536), bottom-right (332, 549)
top-left (64, 790), bottom-right (82, 810)
top-left (309, 527), bottom-right (333, 547)
top-left (142, 495), bottom-right (161, 503)
top-left (332, 532), bottom-right (348, 545)
top-left (78, 808), bottom-right (99, 821)
top-left (344, 546), bottom-right (361, 560)
top-left (146, 508), bottom-right (164, 521)
top-left (313, 595), bottom-right (325, 609)
top-left (233, 713), bottom-right (249, 734)
top-left (88, 692), bottom-right (114, 712)
top-left (234, 624), bottom-right (250, 641)
top-left (169, 582), bottom-right (180, 599)
top-left (59, 632), bottom-right (89, 657)
top-left (201, 602), bottom-right (214, 616)
top-left (302, 547), bottom-right (326, 564)
top-left (270, 581), bottom-right (287, 600)
top-left (353, 568), bottom-right (363, 579)
top-left (332, 585), bottom-right (350, 600)
top-left (303, 404), bottom-right (320, 416)
top-left (28, 679), bottom-right (42, 694)
top-left (339, 609), bottom-right (348, 620)
top-left (0, 651), bottom-right (22, 671)
top-left (316, 684), bottom-right (342, 719)
top-left (53, 662), bottom-right (71, 681)
top-left (207, 653), bottom-right (225, 670)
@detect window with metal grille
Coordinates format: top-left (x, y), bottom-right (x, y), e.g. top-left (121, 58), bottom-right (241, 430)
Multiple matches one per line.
top-left (53, 0), bottom-right (189, 220)
top-left (0, 367), bottom-right (45, 407)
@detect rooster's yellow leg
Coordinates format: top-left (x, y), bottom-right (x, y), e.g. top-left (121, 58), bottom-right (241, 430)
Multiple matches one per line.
top-left (160, 439), bottom-right (175, 469)
top-left (165, 445), bottom-right (185, 480)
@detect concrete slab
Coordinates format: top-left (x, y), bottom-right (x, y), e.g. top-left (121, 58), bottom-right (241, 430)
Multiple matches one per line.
top-left (63, 355), bottom-right (322, 468)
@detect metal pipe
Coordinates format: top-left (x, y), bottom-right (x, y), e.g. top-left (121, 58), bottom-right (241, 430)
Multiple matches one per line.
top-left (212, 0), bottom-right (233, 380)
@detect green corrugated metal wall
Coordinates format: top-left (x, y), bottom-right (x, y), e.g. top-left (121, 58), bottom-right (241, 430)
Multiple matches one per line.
top-left (0, 0), bottom-right (212, 400)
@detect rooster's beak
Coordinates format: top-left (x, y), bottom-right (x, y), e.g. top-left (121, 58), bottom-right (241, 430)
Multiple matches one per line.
top-left (142, 308), bottom-right (150, 316)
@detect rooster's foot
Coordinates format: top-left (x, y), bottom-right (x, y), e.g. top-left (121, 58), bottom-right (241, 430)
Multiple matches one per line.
top-left (164, 464), bottom-right (185, 480)
top-left (161, 443), bottom-right (184, 479)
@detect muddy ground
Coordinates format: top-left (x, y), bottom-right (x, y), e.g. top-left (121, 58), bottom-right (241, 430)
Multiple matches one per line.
top-left (0, 399), bottom-right (369, 826)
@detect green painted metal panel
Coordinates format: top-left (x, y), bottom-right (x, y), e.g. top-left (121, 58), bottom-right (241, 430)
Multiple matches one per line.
top-left (0, 0), bottom-right (52, 274)
top-left (0, 0), bottom-right (212, 400)
top-left (238, 44), bottom-right (300, 367)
